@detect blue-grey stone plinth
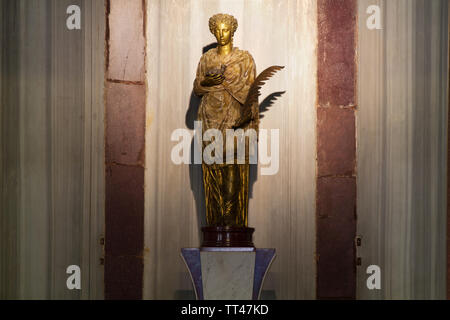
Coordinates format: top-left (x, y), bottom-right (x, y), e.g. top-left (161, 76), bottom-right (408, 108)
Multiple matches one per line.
top-left (181, 248), bottom-right (276, 300)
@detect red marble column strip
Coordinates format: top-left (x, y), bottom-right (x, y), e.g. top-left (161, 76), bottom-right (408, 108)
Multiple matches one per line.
top-left (316, 0), bottom-right (357, 299)
top-left (104, 0), bottom-right (146, 300)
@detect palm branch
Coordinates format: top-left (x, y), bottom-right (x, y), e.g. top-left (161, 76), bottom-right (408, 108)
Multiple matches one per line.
top-left (234, 65), bottom-right (285, 128)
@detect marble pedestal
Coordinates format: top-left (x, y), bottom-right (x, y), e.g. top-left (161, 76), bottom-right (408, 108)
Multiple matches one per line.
top-left (181, 248), bottom-right (276, 300)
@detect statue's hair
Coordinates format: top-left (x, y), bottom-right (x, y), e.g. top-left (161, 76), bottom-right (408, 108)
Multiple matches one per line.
top-left (209, 14), bottom-right (238, 35)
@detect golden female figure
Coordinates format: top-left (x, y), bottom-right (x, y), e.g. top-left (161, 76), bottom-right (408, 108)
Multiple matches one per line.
top-left (193, 14), bottom-right (258, 230)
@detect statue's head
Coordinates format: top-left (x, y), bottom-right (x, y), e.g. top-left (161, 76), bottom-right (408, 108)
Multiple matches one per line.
top-left (209, 14), bottom-right (238, 46)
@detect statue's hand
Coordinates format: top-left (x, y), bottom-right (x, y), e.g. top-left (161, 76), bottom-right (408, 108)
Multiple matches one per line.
top-left (201, 73), bottom-right (225, 87)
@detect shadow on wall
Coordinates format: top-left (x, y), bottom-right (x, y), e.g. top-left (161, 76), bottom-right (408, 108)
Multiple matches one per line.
top-left (185, 44), bottom-right (218, 241)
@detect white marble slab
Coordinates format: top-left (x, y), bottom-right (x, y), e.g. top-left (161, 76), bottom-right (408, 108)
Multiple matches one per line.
top-left (200, 251), bottom-right (256, 300)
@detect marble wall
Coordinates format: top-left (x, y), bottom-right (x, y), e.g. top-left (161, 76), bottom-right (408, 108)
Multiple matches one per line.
top-left (357, 0), bottom-right (448, 299)
top-left (0, 0), bottom-right (105, 299)
top-left (2, 0), bottom-right (448, 300)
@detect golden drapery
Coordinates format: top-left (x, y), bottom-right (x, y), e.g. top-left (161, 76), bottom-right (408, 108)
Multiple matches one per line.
top-left (193, 47), bottom-right (258, 227)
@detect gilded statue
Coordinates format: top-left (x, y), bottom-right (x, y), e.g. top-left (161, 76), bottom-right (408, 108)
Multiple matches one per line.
top-left (193, 14), bottom-right (283, 242)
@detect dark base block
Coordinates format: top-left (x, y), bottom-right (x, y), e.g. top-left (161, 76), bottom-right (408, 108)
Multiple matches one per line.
top-left (201, 226), bottom-right (255, 248)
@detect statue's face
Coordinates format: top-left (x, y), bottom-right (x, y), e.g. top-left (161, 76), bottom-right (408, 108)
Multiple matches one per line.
top-left (214, 22), bottom-right (232, 46)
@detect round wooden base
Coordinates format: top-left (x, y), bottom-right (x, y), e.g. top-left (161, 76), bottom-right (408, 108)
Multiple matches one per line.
top-left (201, 226), bottom-right (255, 248)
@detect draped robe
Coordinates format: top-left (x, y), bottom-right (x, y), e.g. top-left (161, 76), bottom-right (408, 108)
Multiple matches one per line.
top-left (193, 47), bottom-right (258, 227)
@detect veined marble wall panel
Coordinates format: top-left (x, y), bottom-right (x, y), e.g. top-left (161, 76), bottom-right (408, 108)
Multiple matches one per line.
top-left (357, 0), bottom-right (448, 299)
top-left (0, 0), bottom-right (105, 299)
top-left (144, 0), bottom-right (317, 299)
